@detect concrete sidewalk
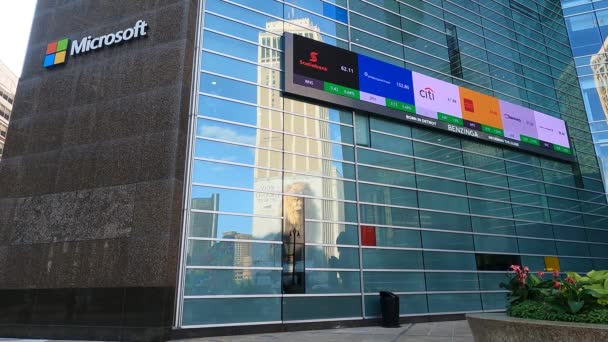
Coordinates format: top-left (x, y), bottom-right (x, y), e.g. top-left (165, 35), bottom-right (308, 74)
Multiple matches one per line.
top-left (175, 321), bottom-right (474, 342)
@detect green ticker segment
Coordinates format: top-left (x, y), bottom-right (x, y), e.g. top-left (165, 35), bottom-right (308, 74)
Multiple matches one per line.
top-left (324, 82), bottom-right (359, 99)
top-left (438, 112), bottom-right (463, 126)
top-left (553, 144), bottom-right (572, 154)
top-left (481, 125), bottom-right (504, 137)
top-left (386, 98), bottom-right (415, 113)
top-left (520, 135), bottom-right (540, 146)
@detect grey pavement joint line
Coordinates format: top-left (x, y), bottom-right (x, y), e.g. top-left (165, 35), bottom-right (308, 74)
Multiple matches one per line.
top-left (390, 323), bottom-right (414, 342)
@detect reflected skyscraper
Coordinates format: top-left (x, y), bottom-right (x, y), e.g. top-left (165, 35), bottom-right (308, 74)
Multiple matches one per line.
top-left (253, 19), bottom-right (346, 254)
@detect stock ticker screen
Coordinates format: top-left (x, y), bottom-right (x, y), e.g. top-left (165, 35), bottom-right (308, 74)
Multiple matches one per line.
top-left (285, 33), bottom-right (573, 162)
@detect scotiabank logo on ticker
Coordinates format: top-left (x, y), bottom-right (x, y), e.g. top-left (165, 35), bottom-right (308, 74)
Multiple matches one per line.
top-left (309, 51), bottom-right (318, 63)
top-left (299, 50), bottom-right (328, 72)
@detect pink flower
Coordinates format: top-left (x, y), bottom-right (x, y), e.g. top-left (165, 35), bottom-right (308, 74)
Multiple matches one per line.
top-left (565, 277), bottom-right (575, 284)
top-left (536, 271), bottom-right (544, 277)
top-left (523, 266), bottom-right (529, 272)
top-left (554, 281), bottom-right (561, 289)
top-left (553, 270), bottom-right (560, 278)
top-left (510, 265), bottom-right (521, 271)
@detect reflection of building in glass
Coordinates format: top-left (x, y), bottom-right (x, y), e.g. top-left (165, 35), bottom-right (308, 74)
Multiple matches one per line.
top-left (0, 60), bottom-right (17, 160)
top-left (591, 39), bottom-right (608, 121)
top-left (191, 193), bottom-right (219, 238)
top-left (253, 19), bottom-right (346, 257)
top-left (222, 231), bottom-right (253, 280)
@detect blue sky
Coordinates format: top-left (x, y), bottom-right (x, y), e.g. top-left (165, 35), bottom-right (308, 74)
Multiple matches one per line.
top-left (0, 1), bottom-right (37, 76)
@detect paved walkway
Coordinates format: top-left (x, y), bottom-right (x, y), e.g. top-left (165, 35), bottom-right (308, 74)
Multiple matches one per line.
top-left (176, 321), bottom-right (474, 342)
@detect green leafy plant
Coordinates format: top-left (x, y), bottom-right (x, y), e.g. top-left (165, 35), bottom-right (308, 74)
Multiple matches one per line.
top-left (503, 266), bottom-right (608, 323)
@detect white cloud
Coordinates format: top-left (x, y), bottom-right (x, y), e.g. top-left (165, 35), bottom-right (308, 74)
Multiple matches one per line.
top-left (201, 124), bottom-right (257, 145)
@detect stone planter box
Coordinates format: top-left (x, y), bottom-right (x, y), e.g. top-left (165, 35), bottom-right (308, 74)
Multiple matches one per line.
top-left (466, 313), bottom-right (608, 342)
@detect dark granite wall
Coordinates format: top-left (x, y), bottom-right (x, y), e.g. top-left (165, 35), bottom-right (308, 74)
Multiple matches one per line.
top-left (0, 0), bottom-right (198, 340)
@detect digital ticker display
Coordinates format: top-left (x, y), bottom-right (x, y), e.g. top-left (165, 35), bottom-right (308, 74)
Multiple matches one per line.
top-left (284, 33), bottom-right (574, 162)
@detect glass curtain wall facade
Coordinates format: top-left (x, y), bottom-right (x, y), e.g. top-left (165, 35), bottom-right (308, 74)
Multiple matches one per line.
top-left (178, 0), bottom-right (608, 327)
top-left (562, 0), bottom-right (608, 195)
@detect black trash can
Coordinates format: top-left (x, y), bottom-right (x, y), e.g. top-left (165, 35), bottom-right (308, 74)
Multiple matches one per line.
top-left (379, 291), bottom-right (400, 327)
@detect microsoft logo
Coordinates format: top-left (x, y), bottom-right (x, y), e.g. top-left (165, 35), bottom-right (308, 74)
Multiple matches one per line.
top-left (42, 20), bottom-right (148, 70)
top-left (44, 38), bottom-right (69, 68)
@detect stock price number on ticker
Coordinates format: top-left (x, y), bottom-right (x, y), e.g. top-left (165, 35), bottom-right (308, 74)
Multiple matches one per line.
top-left (341, 65), bottom-right (355, 73)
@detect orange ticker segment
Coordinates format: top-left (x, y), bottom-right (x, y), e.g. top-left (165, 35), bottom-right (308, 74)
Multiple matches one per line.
top-left (459, 87), bottom-right (503, 129)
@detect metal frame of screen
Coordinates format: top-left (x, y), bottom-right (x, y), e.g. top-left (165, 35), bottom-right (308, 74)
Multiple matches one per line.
top-left (283, 33), bottom-right (575, 163)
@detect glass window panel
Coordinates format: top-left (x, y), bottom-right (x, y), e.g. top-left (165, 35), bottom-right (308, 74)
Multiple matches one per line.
top-left (305, 198), bottom-right (359, 223)
top-left (589, 244), bottom-right (608, 258)
top-left (284, 173), bottom-right (357, 201)
top-left (423, 251), bottom-right (477, 270)
top-left (556, 242), bottom-right (589, 257)
top-left (370, 116), bottom-right (412, 137)
top-left (355, 113), bottom-right (370, 146)
top-left (586, 229), bottom-right (608, 243)
top-left (419, 192), bottom-right (469, 213)
top-left (196, 119), bottom-right (273, 148)
top-left (357, 148), bottom-right (415, 171)
top-left (187, 240), bottom-right (281, 267)
top-left (474, 235), bottom-right (518, 253)
top-left (202, 31), bottom-right (261, 63)
top-left (284, 114), bottom-right (354, 144)
top-left (191, 186), bottom-right (281, 216)
top-left (359, 183), bottom-right (418, 207)
top-left (512, 205), bottom-right (550, 223)
top-left (427, 293), bottom-right (482, 313)
top-left (520, 255), bottom-right (545, 271)
top-left (468, 184), bottom-right (510, 201)
top-left (184, 269), bottom-right (281, 295)
top-left (471, 217), bottom-right (515, 235)
top-left (553, 226), bottom-right (597, 242)
top-left (363, 271), bottom-right (426, 292)
top-left (482, 293), bottom-right (507, 310)
top-left (285, 135), bottom-right (355, 162)
top-left (283, 296), bottom-right (362, 320)
top-left (183, 298), bottom-right (280, 325)
top-left (416, 159), bottom-right (465, 179)
top-left (306, 245), bottom-right (360, 269)
top-left (374, 227), bottom-right (422, 248)
top-left (425, 272), bottom-right (480, 291)
top-left (365, 294), bottom-right (428, 316)
top-left (469, 198), bottom-right (513, 218)
top-left (419, 211), bottom-right (471, 232)
top-left (422, 231), bottom-right (474, 251)
top-left (360, 204), bottom-right (420, 227)
top-left (306, 271), bottom-right (361, 294)
top-left (479, 273), bottom-right (508, 291)
top-left (517, 238), bottom-right (556, 255)
top-left (515, 222), bottom-right (553, 238)
top-left (201, 73), bottom-right (260, 104)
top-left (413, 141), bottom-right (463, 165)
top-left (559, 257), bottom-right (593, 272)
top-left (417, 176), bottom-right (467, 195)
top-left (371, 131), bottom-right (413, 155)
top-left (305, 222), bottom-right (359, 245)
top-left (466, 170), bottom-right (508, 187)
top-left (362, 249), bottom-right (423, 269)
top-left (284, 154), bottom-right (355, 180)
top-left (358, 165), bottom-right (416, 188)
top-left (190, 212), bottom-right (282, 241)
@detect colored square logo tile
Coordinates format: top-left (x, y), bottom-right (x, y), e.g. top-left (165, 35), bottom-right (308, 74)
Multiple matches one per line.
top-left (54, 51), bottom-right (67, 64)
top-left (57, 38), bottom-right (69, 52)
top-left (463, 98), bottom-right (474, 112)
top-left (43, 54), bottom-right (56, 68)
top-left (46, 41), bottom-right (58, 54)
